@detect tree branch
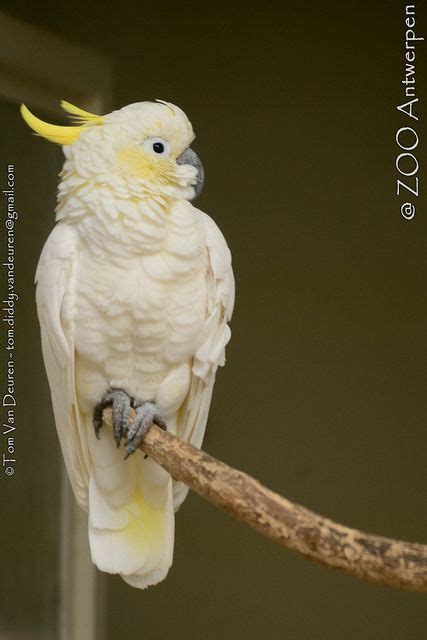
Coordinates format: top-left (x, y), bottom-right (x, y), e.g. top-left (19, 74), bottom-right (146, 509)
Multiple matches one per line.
top-left (103, 408), bottom-right (427, 592)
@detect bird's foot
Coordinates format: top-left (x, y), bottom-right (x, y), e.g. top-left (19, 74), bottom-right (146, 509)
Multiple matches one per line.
top-left (124, 401), bottom-right (166, 460)
top-left (93, 388), bottom-right (133, 447)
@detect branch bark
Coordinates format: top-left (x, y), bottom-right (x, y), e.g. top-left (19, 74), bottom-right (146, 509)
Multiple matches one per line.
top-left (103, 408), bottom-right (427, 592)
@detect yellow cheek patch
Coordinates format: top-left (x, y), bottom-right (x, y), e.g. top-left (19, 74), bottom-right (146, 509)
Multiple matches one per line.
top-left (117, 146), bottom-right (175, 184)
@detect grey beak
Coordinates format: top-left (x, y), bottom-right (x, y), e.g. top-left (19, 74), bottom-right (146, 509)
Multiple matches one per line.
top-left (176, 147), bottom-right (205, 200)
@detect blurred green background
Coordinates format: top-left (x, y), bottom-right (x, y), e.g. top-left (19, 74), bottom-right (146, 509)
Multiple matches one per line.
top-left (0, 1), bottom-right (426, 638)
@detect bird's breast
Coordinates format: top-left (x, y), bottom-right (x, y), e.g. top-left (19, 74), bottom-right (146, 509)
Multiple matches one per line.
top-left (73, 205), bottom-right (208, 401)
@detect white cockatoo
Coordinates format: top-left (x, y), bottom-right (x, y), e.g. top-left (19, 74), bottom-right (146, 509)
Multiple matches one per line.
top-left (21, 100), bottom-right (234, 589)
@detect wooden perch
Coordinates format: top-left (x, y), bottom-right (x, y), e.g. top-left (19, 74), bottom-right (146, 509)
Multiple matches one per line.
top-left (103, 408), bottom-right (427, 592)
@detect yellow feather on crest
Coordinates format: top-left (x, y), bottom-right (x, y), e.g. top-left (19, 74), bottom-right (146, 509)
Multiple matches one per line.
top-left (60, 100), bottom-right (103, 124)
top-left (20, 102), bottom-right (103, 145)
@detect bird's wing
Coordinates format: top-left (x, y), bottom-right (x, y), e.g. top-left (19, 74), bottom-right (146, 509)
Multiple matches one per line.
top-left (36, 222), bottom-right (90, 510)
top-left (173, 211), bottom-right (234, 509)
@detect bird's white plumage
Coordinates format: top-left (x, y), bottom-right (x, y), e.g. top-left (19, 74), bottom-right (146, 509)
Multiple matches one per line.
top-left (36, 223), bottom-right (91, 509)
top-left (33, 100), bottom-right (234, 588)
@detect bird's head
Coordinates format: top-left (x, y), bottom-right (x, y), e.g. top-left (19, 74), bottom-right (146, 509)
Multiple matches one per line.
top-left (20, 100), bottom-right (204, 201)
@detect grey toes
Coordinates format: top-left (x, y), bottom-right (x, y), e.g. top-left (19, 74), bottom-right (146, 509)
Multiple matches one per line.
top-left (93, 388), bottom-right (133, 445)
top-left (111, 390), bottom-right (133, 447)
top-left (124, 402), bottom-right (165, 460)
top-left (93, 392), bottom-right (165, 457)
top-left (93, 404), bottom-right (105, 440)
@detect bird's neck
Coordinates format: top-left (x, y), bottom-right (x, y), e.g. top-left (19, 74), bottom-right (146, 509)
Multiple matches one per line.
top-left (55, 176), bottom-right (176, 259)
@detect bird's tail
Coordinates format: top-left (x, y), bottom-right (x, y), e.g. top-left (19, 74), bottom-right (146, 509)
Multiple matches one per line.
top-left (86, 420), bottom-right (174, 589)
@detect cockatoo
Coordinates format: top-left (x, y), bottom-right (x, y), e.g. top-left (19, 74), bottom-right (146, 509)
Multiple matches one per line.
top-left (21, 100), bottom-right (234, 588)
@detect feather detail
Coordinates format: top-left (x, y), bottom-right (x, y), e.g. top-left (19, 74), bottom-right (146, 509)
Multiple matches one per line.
top-left (88, 432), bottom-right (175, 583)
top-left (20, 102), bottom-right (103, 145)
top-left (35, 222), bottom-right (91, 509)
top-left (60, 100), bottom-right (104, 124)
top-left (172, 208), bottom-right (235, 510)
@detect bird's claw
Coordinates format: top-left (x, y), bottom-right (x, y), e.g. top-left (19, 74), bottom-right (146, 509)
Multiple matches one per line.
top-left (93, 392), bottom-right (166, 458)
top-left (124, 401), bottom-right (166, 460)
top-left (93, 388), bottom-right (133, 445)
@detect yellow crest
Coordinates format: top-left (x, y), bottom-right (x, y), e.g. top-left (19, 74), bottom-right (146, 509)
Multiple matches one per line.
top-left (20, 101), bottom-right (104, 145)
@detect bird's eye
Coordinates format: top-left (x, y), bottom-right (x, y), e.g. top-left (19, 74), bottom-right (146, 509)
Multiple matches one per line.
top-left (142, 137), bottom-right (170, 157)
